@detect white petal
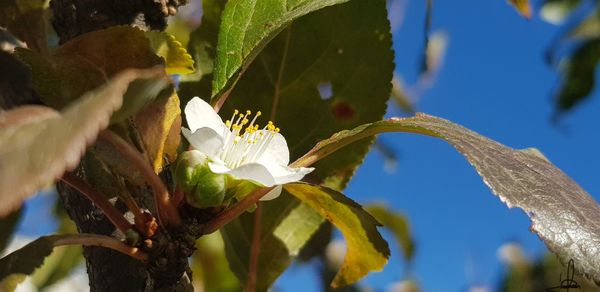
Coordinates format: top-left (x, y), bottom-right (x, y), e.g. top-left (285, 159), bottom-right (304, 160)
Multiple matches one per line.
top-left (270, 164), bottom-right (314, 185)
top-left (257, 132), bottom-right (290, 165)
top-left (210, 162), bottom-right (276, 187)
top-left (182, 127), bottom-right (223, 158)
top-left (207, 161), bottom-right (230, 173)
top-left (260, 185), bottom-right (282, 201)
top-left (185, 97), bottom-right (226, 134)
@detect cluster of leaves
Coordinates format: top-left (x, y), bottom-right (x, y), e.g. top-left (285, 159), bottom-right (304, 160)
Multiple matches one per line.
top-left (1, 0), bottom-right (600, 291)
top-left (508, 0), bottom-right (600, 116)
top-left (539, 0), bottom-right (600, 115)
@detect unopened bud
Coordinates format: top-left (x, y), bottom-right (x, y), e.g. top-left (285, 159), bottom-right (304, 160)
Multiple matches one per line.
top-left (175, 150), bottom-right (227, 208)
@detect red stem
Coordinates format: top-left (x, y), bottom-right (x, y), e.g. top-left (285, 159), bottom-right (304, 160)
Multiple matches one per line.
top-left (245, 202), bottom-right (262, 292)
top-left (202, 187), bottom-right (273, 235)
top-left (61, 173), bottom-right (133, 234)
top-left (51, 233), bottom-right (148, 261)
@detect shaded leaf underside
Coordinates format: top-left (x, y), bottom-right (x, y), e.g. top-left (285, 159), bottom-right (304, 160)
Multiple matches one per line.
top-left (0, 68), bottom-right (166, 217)
top-left (293, 113), bottom-right (600, 282)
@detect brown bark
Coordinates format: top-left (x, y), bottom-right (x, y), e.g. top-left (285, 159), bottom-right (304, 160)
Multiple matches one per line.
top-left (50, 0), bottom-right (188, 43)
top-left (50, 0), bottom-right (193, 290)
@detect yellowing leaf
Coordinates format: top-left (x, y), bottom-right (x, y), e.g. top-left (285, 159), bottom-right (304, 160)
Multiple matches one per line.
top-left (135, 91), bottom-right (182, 173)
top-left (508, 0), bottom-right (533, 19)
top-left (145, 31), bottom-right (195, 75)
top-left (284, 183), bottom-right (389, 288)
top-left (0, 68), bottom-right (167, 217)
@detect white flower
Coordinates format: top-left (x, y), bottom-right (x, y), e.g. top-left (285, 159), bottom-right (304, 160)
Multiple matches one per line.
top-left (181, 97), bottom-right (314, 200)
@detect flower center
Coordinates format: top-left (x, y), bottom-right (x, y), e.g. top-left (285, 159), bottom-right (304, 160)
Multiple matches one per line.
top-left (219, 109), bottom-right (280, 168)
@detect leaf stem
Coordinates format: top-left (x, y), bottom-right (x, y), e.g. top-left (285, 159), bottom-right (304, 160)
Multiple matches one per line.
top-left (99, 130), bottom-right (181, 226)
top-left (245, 202), bottom-right (262, 292)
top-left (202, 187), bottom-right (273, 235)
top-left (51, 233), bottom-right (148, 261)
top-left (212, 86), bottom-right (234, 113)
top-left (119, 191), bottom-right (152, 237)
top-left (61, 172), bottom-right (133, 234)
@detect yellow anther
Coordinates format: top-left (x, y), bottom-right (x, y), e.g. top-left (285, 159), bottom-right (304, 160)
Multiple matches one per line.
top-left (275, 127), bottom-right (280, 133)
top-left (239, 113), bottom-right (244, 118)
top-left (242, 119), bottom-right (249, 125)
top-left (246, 110), bottom-right (251, 115)
top-left (256, 111), bottom-right (262, 116)
top-left (234, 109), bottom-right (239, 115)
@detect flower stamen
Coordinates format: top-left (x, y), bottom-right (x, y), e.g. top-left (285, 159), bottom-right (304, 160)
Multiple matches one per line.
top-left (218, 109), bottom-right (280, 168)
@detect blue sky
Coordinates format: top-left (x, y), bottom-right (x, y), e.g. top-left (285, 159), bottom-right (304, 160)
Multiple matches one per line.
top-left (279, 0), bottom-right (600, 291)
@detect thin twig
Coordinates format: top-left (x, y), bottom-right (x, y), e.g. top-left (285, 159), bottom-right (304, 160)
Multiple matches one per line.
top-left (202, 187), bottom-right (273, 235)
top-left (119, 188), bottom-right (149, 236)
top-left (99, 130), bottom-right (181, 226)
top-left (245, 202), bottom-right (262, 292)
top-left (51, 233), bottom-right (148, 261)
top-left (61, 172), bottom-right (133, 234)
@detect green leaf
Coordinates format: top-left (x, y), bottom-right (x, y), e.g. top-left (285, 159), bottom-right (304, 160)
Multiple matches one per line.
top-left (31, 200), bottom-right (82, 289)
top-left (178, 0), bottom-right (226, 104)
top-left (292, 112), bottom-right (600, 283)
top-left (31, 246), bottom-right (82, 289)
top-left (284, 183), bottom-right (390, 288)
top-left (221, 0), bottom-right (393, 190)
top-left (191, 232), bottom-right (241, 292)
top-left (554, 38), bottom-right (600, 114)
top-left (0, 68), bottom-right (167, 217)
top-left (145, 31), bottom-right (195, 75)
top-left (0, 234), bottom-right (142, 290)
top-left (221, 194), bottom-right (324, 291)
top-left (297, 221), bottom-right (333, 262)
top-left (0, 236), bottom-right (57, 289)
top-left (0, 208), bottom-right (21, 253)
top-left (16, 26), bottom-right (164, 109)
top-left (212, 0), bottom-right (351, 97)
top-left (218, 0), bottom-right (393, 288)
top-left (365, 204), bottom-right (414, 262)
top-left (568, 11), bottom-right (600, 39)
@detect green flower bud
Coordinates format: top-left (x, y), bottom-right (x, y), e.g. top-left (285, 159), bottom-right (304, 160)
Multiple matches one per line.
top-left (175, 150), bottom-right (227, 208)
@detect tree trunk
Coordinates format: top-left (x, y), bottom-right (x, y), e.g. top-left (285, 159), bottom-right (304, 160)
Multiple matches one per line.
top-left (50, 1), bottom-right (192, 291)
